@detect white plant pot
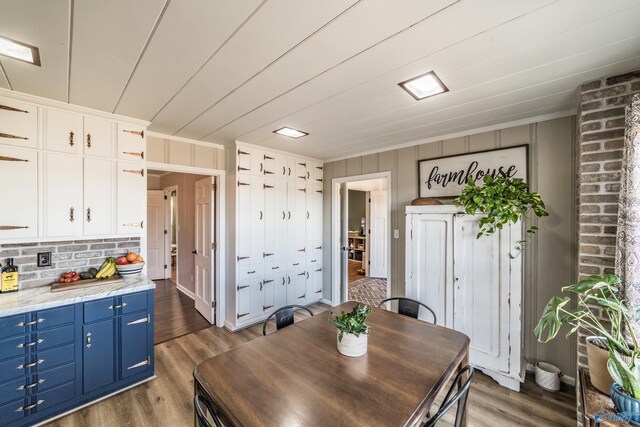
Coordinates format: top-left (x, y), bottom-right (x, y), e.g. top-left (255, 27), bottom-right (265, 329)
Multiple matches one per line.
top-left (337, 331), bottom-right (367, 357)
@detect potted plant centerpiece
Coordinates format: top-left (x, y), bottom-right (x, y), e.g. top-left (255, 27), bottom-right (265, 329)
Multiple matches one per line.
top-left (330, 303), bottom-right (372, 357)
top-left (535, 274), bottom-right (638, 397)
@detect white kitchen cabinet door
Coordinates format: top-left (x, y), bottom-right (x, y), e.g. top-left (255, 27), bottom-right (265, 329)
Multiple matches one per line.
top-left (0, 97), bottom-right (38, 148)
top-left (0, 147), bottom-right (38, 239)
top-left (236, 278), bottom-right (253, 321)
top-left (286, 182), bottom-right (297, 259)
top-left (250, 176), bottom-right (265, 263)
top-left (45, 109), bottom-right (83, 154)
top-left (84, 116), bottom-right (113, 158)
top-left (117, 122), bottom-right (145, 162)
top-left (262, 276), bottom-right (276, 314)
top-left (83, 158), bottom-right (114, 236)
top-left (236, 177), bottom-right (252, 265)
top-left (263, 178), bottom-right (276, 262)
top-left (237, 146), bottom-right (252, 175)
top-left (405, 213), bottom-right (453, 327)
top-left (262, 152), bottom-right (276, 177)
top-left (290, 267), bottom-right (307, 304)
top-left (309, 266), bottom-right (323, 302)
top-left (43, 152), bottom-right (82, 237)
top-left (116, 161), bottom-right (145, 234)
top-left (274, 153), bottom-right (288, 178)
top-left (274, 270), bottom-right (287, 309)
top-left (293, 183), bottom-right (307, 259)
top-left (250, 148), bottom-right (264, 177)
top-left (311, 162), bottom-right (323, 184)
top-left (294, 159), bottom-right (308, 182)
top-left (453, 215), bottom-right (513, 374)
top-left (273, 180), bottom-right (288, 260)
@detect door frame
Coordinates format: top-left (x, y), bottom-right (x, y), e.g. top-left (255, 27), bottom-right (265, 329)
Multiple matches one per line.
top-left (331, 171), bottom-right (392, 306)
top-left (146, 161), bottom-right (226, 327)
top-left (164, 185), bottom-right (178, 282)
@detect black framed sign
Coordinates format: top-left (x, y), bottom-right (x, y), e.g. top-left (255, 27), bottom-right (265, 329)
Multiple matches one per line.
top-left (418, 145), bottom-right (528, 198)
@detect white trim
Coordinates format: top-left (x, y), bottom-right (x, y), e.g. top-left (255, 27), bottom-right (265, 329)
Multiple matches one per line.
top-left (234, 140), bottom-right (323, 163)
top-left (176, 282), bottom-right (195, 300)
top-left (0, 233), bottom-right (141, 245)
top-left (0, 88), bottom-right (149, 127)
top-left (320, 298), bottom-right (333, 306)
top-left (526, 362), bottom-right (576, 387)
top-left (146, 130), bottom-right (225, 150)
top-left (324, 109), bottom-right (576, 162)
top-left (164, 185), bottom-right (179, 282)
top-left (146, 161), bottom-right (224, 177)
top-left (32, 376), bottom-right (156, 427)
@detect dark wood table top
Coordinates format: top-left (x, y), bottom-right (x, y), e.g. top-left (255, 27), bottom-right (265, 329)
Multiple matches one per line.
top-left (194, 302), bottom-right (470, 427)
top-left (580, 367), bottom-right (633, 427)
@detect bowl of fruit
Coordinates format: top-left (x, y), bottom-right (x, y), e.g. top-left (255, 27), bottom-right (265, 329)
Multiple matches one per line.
top-left (115, 252), bottom-right (145, 277)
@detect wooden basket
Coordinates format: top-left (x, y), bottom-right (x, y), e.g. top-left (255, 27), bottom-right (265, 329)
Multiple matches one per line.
top-left (410, 198), bottom-right (443, 206)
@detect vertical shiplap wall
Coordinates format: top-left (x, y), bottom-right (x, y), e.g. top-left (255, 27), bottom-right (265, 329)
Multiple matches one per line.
top-left (322, 117), bottom-right (577, 377)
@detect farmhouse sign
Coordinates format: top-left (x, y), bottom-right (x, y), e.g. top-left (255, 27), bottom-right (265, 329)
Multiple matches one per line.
top-left (419, 145), bottom-right (528, 198)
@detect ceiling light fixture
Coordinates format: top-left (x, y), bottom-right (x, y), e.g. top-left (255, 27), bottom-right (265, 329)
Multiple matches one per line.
top-left (0, 35), bottom-right (40, 66)
top-left (273, 127), bottom-right (308, 139)
top-left (398, 71), bottom-right (448, 100)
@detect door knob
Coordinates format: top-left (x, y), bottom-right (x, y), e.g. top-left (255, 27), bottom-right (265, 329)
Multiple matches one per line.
top-left (192, 250), bottom-right (197, 254)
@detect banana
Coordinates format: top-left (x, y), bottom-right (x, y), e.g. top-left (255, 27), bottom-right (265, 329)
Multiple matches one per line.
top-left (95, 258), bottom-right (117, 278)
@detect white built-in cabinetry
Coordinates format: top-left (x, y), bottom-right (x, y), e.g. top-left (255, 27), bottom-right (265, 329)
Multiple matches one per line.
top-left (0, 92), bottom-right (147, 242)
top-left (227, 142), bottom-right (323, 330)
top-left (405, 205), bottom-right (524, 391)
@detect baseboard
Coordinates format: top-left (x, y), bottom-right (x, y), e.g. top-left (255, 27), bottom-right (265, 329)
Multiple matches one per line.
top-left (526, 362), bottom-right (576, 386)
top-left (320, 298), bottom-right (333, 306)
top-left (175, 282), bottom-right (195, 300)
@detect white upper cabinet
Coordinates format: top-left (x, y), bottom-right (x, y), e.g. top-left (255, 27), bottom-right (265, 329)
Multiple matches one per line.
top-left (84, 116), bottom-right (113, 158)
top-left (250, 149), bottom-right (264, 176)
top-left (84, 157), bottom-right (115, 236)
top-left (311, 162), bottom-right (323, 184)
top-left (0, 97), bottom-right (38, 149)
top-left (236, 177), bottom-right (252, 265)
top-left (43, 152), bottom-right (83, 237)
top-left (0, 147), bottom-right (38, 239)
top-left (237, 146), bottom-right (252, 175)
top-left (250, 176), bottom-right (265, 263)
top-left (294, 159), bottom-right (308, 182)
top-left (116, 161), bottom-right (145, 234)
top-left (263, 178), bottom-right (277, 261)
top-left (45, 109), bottom-right (83, 154)
top-left (117, 122), bottom-right (146, 162)
top-left (274, 153), bottom-right (288, 178)
top-left (262, 152), bottom-right (276, 177)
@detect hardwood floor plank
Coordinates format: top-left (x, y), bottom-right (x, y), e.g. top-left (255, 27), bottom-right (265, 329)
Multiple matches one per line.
top-left (153, 279), bottom-right (211, 344)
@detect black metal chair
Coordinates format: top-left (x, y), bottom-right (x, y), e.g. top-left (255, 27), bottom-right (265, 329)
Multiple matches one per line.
top-left (378, 297), bottom-right (437, 324)
top-left (194, 393), bottom-right (223, 427)
top-left (423, 366), bottom-right (474, 427)
top-left (262, 304), bottom-right (314, 336)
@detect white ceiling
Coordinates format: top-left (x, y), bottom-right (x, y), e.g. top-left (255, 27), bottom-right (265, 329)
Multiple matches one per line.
top-left (1, 0), bottom-right (639, 160)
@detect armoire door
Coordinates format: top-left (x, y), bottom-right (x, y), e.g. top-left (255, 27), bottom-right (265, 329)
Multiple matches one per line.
top-left (116, 161), bottom-right (145, 234)
top-left (236, 177), bottom-right (251, 265)
top-left (250, 176), bottom-right (265, 263)
top-left (453, 214), bottom-right (511, 373)
top-left (0, 147), bottom-right (38, 239)
top-left (274, 180), bottom-right (288, 260)
top-left (84, 158), bottom-right (115, 236)
top-left (263, 179), bottom-right (276, 262)
top-left (84, 116), bottom-right (113, 158)
top-left (43, 152), bottom-right (82, 237)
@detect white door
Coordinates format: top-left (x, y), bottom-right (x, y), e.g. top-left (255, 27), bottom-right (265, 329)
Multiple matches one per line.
top-left (43, 152), bottom-right (82, 237)
top-left (146, 190), bottom-right (165, 280)
top-left (84, 116), bottom-right (112, 158)
top-left (0, 147), bottom-right (38, 238)
top-left (116, 162), bottom-right (145, 233)
top-left (84, 158), bottom-right (114, 236)
top-left (236, 177), bottom-right (251, 265)
top-left (369, 191), bottom-right (388, 278)
top-left (195, 177), bottom-right (215, 324)
top-left (45, 109), bottom-right (82, 154)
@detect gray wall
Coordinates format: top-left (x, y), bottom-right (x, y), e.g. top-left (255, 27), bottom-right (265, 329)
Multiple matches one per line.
top-left (348, 190), bottom-right (366, 233)
top-left (322, 117), bottom-right (577, 377)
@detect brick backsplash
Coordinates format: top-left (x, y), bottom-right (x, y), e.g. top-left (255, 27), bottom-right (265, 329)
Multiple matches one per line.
top-left (0, 237), bottom-right (140, 289)
top-left (576, 68), bottom-right (640, 425)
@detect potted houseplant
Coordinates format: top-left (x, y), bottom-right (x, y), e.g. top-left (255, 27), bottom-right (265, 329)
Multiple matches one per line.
top-left (535, 274), bottom-right (636, 395)
top-left (609, 350), bottom-right (640, 423)
top-left (454, 175), bottom-right (548, 257)
top-left (330, 303), bottom-right (372, 357)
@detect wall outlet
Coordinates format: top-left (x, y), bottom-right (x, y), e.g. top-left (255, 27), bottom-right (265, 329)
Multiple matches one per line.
top-left (394, 229), bottom-right (400, 239)
top-left (37, 252), bottom-right (52, 267)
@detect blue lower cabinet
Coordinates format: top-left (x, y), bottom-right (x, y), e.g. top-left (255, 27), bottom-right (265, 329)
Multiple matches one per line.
top-left (36, 362), bottom-right (76, 392)
top-left (36, 343), bottom-right (75, 372)
top-left (35, 380), bottom-right (76, 413)
top-left (82, 318), bottom-right (116, 394)
top-left (0, 398), bottom-right (26, 425)
top-left (120, 312), bottom-right (151, 379)
top-left (0, 377), bottom-right (26, 406)
top-left (0, 335), bottom-right (26, 361)
top-left (0, 356), bottom-right (26, 383)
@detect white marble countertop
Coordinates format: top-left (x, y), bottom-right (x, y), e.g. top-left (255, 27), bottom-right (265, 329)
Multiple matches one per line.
top-left (0, 275), bottom-right (156, 317)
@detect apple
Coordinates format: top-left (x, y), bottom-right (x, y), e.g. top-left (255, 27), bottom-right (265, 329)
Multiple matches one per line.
top-left (116, 256), bottom-right (129, 265)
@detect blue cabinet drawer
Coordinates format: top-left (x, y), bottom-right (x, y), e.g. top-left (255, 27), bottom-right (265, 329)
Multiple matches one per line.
top-left (0, 377), bottom-right (26, 405)
top-left (0, 397), bottom-right (26, 425)
top-left (122, 292), bottom-right (147, 314)
top-left (84, 297), bottom-right (117, 323)
top-left (36, 305), bottom-right (74, 331)
top-left (36, 324), bottom-right (74, 351)
top-left (0, 314), bottom-right (27, 339)
top-left (0, 356), bottom-right (26, 383)
top-left (0, 335), bottom-right (26, 361)
top-left (36, 344), bottom-right (75, 372)
top-left (37, 362), bottom-right (75, 392)
top-left (36, 380), bottom-right (75, 413)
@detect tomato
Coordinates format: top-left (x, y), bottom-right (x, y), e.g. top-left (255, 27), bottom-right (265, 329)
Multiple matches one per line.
top-left (64, 278), bottom-right (71, 283)
top-left (64, 272), bottom-right (73, 279)
top-left (71, 276), bottom-right (80, 282)
top-left (58, 277), bottom-right (65, 283)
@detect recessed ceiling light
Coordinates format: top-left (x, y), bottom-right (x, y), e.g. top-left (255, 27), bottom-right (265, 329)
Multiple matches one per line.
top-left (273, 127), bottom-right (308, 139)
top-left (398, 71), bottom-right (448, 100)
top-left (0, 35), bottom-right (40, 66)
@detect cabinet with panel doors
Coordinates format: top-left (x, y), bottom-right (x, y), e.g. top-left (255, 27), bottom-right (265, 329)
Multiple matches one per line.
top-left (227, 143), bottom-right (323, 330)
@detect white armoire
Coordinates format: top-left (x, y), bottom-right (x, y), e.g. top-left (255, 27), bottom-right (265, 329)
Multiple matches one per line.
top-left (225, 141), bottom-right (323, 330)
top-left (405, 205), bottom-right (524, 391)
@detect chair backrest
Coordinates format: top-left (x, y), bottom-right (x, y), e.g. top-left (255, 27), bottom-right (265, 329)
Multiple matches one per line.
top-left (378, 297), bottom-right (437, 324)
top-left (423, 366), bottom-right (474, 427)
top-left (194, 393), bottom-right (223, 427)
top-left (262, 305), bottom-right (314, 336)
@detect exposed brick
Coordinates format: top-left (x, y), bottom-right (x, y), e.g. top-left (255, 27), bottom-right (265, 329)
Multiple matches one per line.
top-left (581, 172), bottom-right (621, 183)
top-left (603, 226), bottom-right (617, 235)
top-left (604, 161), bottom-right (622, 171)
top-left (57, 245), bottom-right (88, 253)
top-left (580, 143), bottom-right (601, 153)
top-left (581, 122), bottom-right (602, 133)
top-left (581, 100), bottom-right (602, 111)
top-left (605, 95), bottom-right (632, 106)
top-left (581, 150), bottom-right (623, 162)
top-left (606, 70), bottom-right (640, 85)
top-left (57, 260), bottom-right (89, 268)
top-left (580, 214), bottom-right (618, 224)
top-left (579, 184), bottom-right (599, 194)
top-left (605, 119), bottom-right (625, 129)
top-left (580, 225), bottom-right (601, 234)
top-left (603, 205), bottom-right (619, 214)
top-left (21, 247), bottom-right (56, 255)
top-left (117, 242), bottom-right (140, 248)
top-left (604, 140), bottom-right (624, 150)
top-left (1, 243), bottom-right (36, 248)
top-left (580, 265), bottom-right (601, 275)
top-left (581, 194), bottom-right (618, 203)
top-left (0, 249), bottom-right (19, 258)
top-left (581, 235), bottom-right (616, 245)
top-left (580, 130), bottom-right (625, 142)
top-left (581, 107), bottom-right (625, 121)
top-left (582, 79), bottom-right (602, 91)
top-left (52, 253), bottom-right (73, 261)
top-left (90, 243), bottom-right (116, 250)
top-left (579, 245), bottom-right (601, 255)
top-left (580, 163), bottom-right (600, 173)
top-left (633, 82), bottom-right (640, 91)
top-left (579, 205), bottom-right (600, 214)
top-left (73, 251), bottom-right (102, 259)
top-left (603, 247), bottom-right (616, 256)
top-left (580, 256), bottom-right (614, 267)
top-left (604, 183), bottom-right (621, 192)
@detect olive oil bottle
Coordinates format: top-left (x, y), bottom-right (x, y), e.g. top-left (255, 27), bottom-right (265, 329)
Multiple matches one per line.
top-left (1, 258), bottom-right (18, 293)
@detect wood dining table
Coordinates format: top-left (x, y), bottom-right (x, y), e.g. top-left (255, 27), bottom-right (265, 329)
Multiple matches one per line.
top-left (193, 302), bottom-right (470, 426)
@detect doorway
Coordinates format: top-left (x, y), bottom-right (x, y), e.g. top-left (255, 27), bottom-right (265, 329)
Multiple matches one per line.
top-left (332, 173), bottom-right (391, 308)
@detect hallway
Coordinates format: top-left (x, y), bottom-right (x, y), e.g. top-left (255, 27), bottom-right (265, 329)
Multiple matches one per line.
top-left (153, 279), bottom-right (210, 344)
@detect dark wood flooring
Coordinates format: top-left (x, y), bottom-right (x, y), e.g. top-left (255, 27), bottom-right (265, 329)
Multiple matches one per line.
top-left (348, 259), bottom-right (365, 283)
top-left (153, 279), bottom-right (211, 344)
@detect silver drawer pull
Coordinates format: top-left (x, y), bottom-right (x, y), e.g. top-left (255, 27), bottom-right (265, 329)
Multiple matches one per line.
top-left (127, 357), bottom-right (150, 370)
top-left (126, 315), bottom-right (150, 325)
top-left (17, 318), bottom-right (44, 327)
top-left (107, 303), bottom-right (128, 310)
top-left (16, 400), bottom-right (44, 412)
top-left (237, 285), bottom-right (249, 290)
top-left (17, 359), bottom-right (44, 370)
top-left (86, 332), bottom-right (92, 349)
top-left (237, 312), bottom-right (249, 319)
top-left (17, 338), bottom-right (43, 348)
top-left (17, 379), bottom-right (44, 390)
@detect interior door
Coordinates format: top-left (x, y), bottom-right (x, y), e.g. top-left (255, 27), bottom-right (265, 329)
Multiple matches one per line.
top-left (146, 190), bottom-right (165, 280)
top-left (194, 177), bottom-right (214, 324)
top-left (339, 183), bottom-right (348, 303)
top-left (369, 191), bottom-right (388, 279)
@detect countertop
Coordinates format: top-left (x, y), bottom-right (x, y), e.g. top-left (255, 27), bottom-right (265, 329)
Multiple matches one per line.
top-left (0, 275), bottom-right (156, 317)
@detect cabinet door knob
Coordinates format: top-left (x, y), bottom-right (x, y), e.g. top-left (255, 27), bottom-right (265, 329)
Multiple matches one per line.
top-left (69, 207), bottom-right (75, 222)
top-left (86, 133), bottom-right (92, 148)
top-left (259, 211), bottom-right (263, 220)
top-left (86, 208), bottom-right (91, 222)
top-left (69, 131), bottom-right (74, 146)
